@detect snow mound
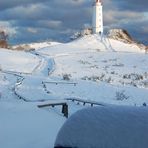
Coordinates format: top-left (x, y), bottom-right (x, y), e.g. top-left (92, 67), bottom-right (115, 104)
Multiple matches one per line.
top-left (38, 34), bottom-right (144, 57)
top-left (55, 106), bottom-right (148, 148)
top-left (70, 34), bottom-right (145, 53)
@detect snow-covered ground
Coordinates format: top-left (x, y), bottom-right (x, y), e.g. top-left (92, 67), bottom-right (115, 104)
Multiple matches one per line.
top-left (0, 102), bottom-right (65, 148)
top-left (0, 35), bottom-right (147, 148)
top-left (29, 41), bottom-right (60, 50)
top-left (0, 48), bottom-right (40, 73)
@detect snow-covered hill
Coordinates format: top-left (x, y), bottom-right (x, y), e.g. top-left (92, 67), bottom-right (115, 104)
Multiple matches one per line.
top-left (0, 34), bottom-right (147, 148)
top-left (38, 35), bottom-right (144, 57)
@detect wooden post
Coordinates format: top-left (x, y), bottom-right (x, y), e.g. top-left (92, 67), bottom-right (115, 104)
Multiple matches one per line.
top-left (62, 104), bottom-right (68, 118)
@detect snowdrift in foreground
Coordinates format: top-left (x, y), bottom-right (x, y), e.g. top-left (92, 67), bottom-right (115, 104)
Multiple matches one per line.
top-left (55, 106), bottom-right (148, 148)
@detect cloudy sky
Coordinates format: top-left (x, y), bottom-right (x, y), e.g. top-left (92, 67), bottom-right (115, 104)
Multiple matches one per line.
top-left (0, 0), bottom-right (147, 45)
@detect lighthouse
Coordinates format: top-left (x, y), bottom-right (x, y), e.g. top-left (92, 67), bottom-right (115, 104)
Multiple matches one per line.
top-left (92, 0), bottom-right (103, 34)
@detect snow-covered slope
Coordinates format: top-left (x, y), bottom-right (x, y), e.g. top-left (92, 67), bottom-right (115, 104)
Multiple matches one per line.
top-left (0, 48), bottom-right (40, 73)
top-left (109, 38), bottom-right (144, 53)
top-left (73, 35), bottom-right (144, 53)
top-left (35, 35), bottom-right (148, 106)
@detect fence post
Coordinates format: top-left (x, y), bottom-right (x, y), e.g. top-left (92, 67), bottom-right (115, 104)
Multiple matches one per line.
top-left (62, 104), bottom-right (68, 118)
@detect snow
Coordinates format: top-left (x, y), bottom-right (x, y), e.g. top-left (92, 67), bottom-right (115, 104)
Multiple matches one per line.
top-left (55, 106), bottom-right (148, 148)
top-left (50, 52), bottom-right (148, 80)
top-left (0, 34), bottom-right (147, 148)
top-left (0, 102), bottom-right (65, 148)
top-left (0, 48), bottom-right (40, 73)
top-left (45, 81), bottom-right (148, 106)
top-left (15, 76), bottom-right (60, 101)
top-left (109, 38), bottom-right (144, 53)
top-left (29, 41), bottom-right (60, 50)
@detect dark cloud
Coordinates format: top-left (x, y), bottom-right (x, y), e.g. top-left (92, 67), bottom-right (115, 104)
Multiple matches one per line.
top-left (0, 0), bottom-right (147, 45)
top-left (0, 0), bottom-right (49, 10)
top-left (113, 0), bottom-right (148, 12)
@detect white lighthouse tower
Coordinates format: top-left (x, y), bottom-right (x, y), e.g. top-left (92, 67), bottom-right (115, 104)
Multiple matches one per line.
top-left (92, 0), bottom-right (103, 34)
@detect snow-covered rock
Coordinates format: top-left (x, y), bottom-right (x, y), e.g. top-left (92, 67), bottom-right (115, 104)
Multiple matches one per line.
top-left (108, 29), bottom-right (134, 44)
top-left (108, 29), bottom-right (146, 51)
top-left (70, 28), bottom-right (93, 40)
top-left (55, 106), bottom-right (148, 148)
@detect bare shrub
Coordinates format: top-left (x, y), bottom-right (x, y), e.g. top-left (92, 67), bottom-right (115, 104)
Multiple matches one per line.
top-left (63, 74), bottom-right (71, 81)
top-left (13, 44), bottom-right (35, 51)
top-left (106, 77), bottom-right (112, 83)
top-left (81, 74), bottom-right (105, 82)
top-left (116, 90), bottom-right (129, 101)
top-left (112, 63), bottom-right (124, 67)
top-left (0, 40), bottom-right (8, 48)
top-left (143, 103), bottom-right (147, 107)
top-left (142, 81), bottom-right (148, 88)
top-left (145, 46), bottom-right (148, 54)
top-left (0, 31), bottom-right (8, 48)
top-left (123, 73), bottom-right (143, 81)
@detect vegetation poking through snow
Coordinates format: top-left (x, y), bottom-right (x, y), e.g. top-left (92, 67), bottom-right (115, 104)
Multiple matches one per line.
top-left (116, 90), bottom-right (129, 101)
top-left (0, 30), bottom-right (8, 48)
top-left (62, 74), bottom-right (71, 81)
